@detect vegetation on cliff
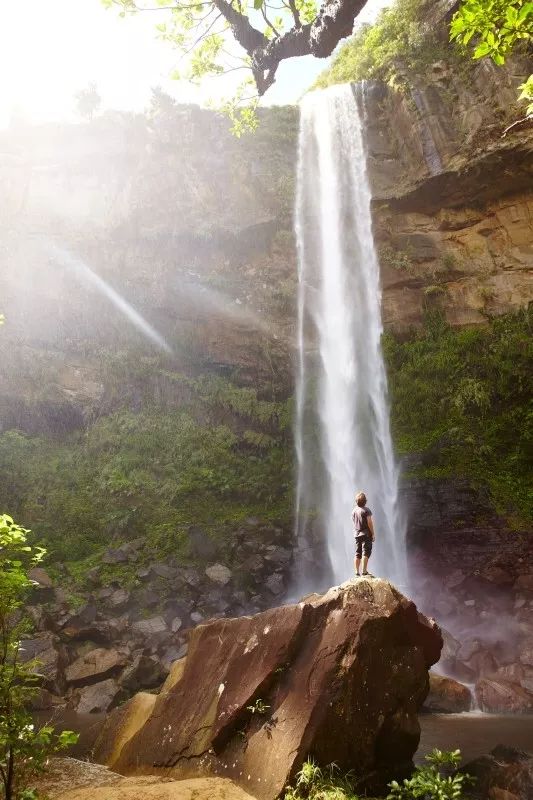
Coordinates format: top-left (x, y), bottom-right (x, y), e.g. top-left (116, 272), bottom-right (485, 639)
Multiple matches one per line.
top-left (384, 308), bottom-right (532, 523)
top-left (0, 372), bottom-right (293, 577)
top-left (0, 515), bottom-right (77, 800)
top-left (313, 0), bottom-right (454, 90)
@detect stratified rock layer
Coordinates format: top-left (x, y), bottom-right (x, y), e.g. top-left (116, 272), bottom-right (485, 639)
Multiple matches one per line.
top-left (103, 579), bottom-right (441, 799)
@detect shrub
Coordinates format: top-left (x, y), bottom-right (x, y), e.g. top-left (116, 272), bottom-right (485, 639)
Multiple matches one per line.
top-left (0, 515), bottom-right (78, 800)
top-left (387, 748), bottom-right (473, 799)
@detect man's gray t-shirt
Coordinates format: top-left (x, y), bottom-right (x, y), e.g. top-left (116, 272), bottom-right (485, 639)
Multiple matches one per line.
top-left (352, 505), bottom-right (372, 537)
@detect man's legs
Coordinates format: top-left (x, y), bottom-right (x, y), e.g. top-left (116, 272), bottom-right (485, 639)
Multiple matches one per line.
top-left (362, 535), bottom-right (372, 576)
top-left (354, 537), bottom-right (362, 576)
top-left (362, 555), bottom-right (369, 574)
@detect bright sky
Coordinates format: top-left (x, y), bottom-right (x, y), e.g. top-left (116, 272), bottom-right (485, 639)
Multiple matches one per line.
top-left (0, 0), bottom-right (392, 128)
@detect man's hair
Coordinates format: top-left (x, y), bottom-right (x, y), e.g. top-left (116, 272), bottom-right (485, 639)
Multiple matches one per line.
top-left (355, 491), bottom-right (366, 507)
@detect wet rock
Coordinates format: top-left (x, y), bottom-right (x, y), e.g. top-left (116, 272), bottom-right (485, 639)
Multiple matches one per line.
top-left (423, 672), bottom-right (472, 713)
top-left (111, 580), bottom-right (442, 799)
top-left (65, 648), bottom-right (127, 686)
top-left (190, 611), bottom-right (205, 625)
top-left (170, 617), bottom-right (183, 633)
top-left (463, 745), bottom-right (533, 800)
top-left (131, 616), bottom-right (167, 637)
top-left (93, 692), bottom-right (157, 770)
top-left (475, 678), bottom-right (533, 713)
top-left (205, 563), bottom-right (232, 585)
top-left (76, 678), bottom-right (121, 714)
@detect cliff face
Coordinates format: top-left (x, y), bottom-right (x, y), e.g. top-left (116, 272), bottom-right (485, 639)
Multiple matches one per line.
top-left (363, 52), bottom-right (533, 331)
top-left (0, 106), bottom-right (298, 431)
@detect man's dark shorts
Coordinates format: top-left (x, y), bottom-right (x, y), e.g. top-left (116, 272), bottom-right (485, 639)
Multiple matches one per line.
top-left (354, 533), bottom-right (372, 559)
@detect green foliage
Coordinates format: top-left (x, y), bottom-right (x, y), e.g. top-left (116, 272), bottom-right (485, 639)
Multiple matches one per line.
top-left (450, 0), bottom-right (532, 116)
top-left (314, 0), bottom-right (452, 90)
top-left (387, 749), bottom-right (473, 800)
top-left (518, 73), bottom-right (533, 115)
top-left (384, 308), bottom-right (533, 521)
top-left (0, 373), bottom-right (292, 571)
top-left (284, 759), bottom-right (363, 800)
top-left (450, 0), bottom-right (533, 66)
top-left (246, 698), bottom-right (270, 715)
top-left (74, 82), bottom-right (101, 120)
top-left (0, 515), bottom-right (78, 800)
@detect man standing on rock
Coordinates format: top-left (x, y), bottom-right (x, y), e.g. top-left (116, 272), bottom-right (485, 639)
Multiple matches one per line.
top-left (352, 491), bottom-right (375, 578)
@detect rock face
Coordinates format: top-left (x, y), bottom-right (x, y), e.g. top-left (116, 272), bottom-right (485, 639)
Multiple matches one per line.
top-left (475, 678), bottom-right (533, 714)
top-left (463, 746), bottom-right (533, 800)
top-left (34, 758), bottom-right (255, 800)
top-left (99, 579), bottom-right (441, 799)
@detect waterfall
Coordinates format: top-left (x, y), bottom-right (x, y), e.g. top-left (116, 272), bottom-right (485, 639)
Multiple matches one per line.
top-left (294, 84), bottom-right (406, 590)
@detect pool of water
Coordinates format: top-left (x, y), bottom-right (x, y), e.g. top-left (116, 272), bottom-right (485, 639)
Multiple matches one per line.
top-left (417, 712), bottom-right (533, 764)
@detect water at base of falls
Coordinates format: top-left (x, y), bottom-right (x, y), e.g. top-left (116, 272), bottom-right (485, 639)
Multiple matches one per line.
top-left (294, 83), bottom-right (407, 592)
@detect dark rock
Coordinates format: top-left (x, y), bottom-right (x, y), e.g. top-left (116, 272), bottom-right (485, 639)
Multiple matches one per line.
top-left (150, 563), bottom-right (177, 579)
top-left (135, 588), bottom-right (159, 608)
top-left (265, 573), bottom-right (285, 596)
top-left (102, 549), bottom-right (129, 565)
top-left (515, 574), bottom-right (533, 593)
top-left (423, 672), bottom-right (472, 713)
top-left (111, 580), bottom-right (442, 799)
top-left (19, 633), bottom-right (64, 691)
top-left (119, 654), bottom-right (164, 693)
top-left (76, 678), bottom-right (121, 714)
top-left (480, 565), bottom-right (514, 586)
top-left (463, 746), bottom-right (533, 800)
top-left (160, 643), bottom-right (188, 671)
top-left (188, 526), bottom-right (219, 560)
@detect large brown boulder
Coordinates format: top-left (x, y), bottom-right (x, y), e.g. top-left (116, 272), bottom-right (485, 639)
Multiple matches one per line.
top-left (475, 678), bottom-right (533, 713)
top-left (423, 672), bottom-right (472, 713)
top-left (104, 579), bottom-right (441, 799)
top-left (463, 745), bottom-right (533, 800)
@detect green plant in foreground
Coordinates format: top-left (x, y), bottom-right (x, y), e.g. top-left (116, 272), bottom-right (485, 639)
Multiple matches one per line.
top-left (246, 698), bottom-right (270, 715)
top-left (284, 759), bottom-right (360, 800)
top-left (0, 515), bottom-right (78, 800)
top-left (387, 749), bottom-right (473, 800)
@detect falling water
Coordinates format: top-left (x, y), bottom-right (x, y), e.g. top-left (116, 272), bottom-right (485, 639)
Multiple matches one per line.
top-left (294, 84), bottom-right (406, 590)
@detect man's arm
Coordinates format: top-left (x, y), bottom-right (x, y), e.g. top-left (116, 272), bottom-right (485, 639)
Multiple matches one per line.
top-left (367, 516), bottom-right (375, 541)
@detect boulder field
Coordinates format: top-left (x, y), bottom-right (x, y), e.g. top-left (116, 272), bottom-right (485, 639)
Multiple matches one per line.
top-left (94, 578), bottom-right (442, 799)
